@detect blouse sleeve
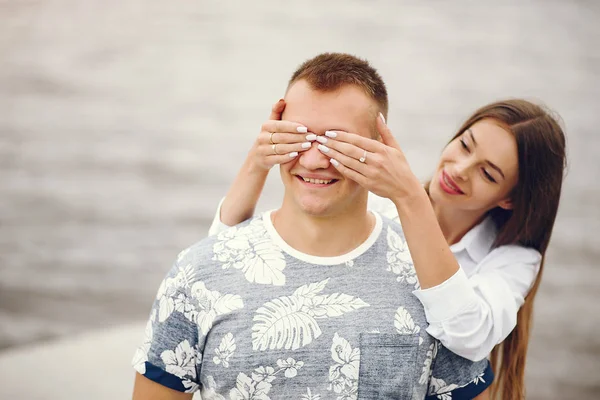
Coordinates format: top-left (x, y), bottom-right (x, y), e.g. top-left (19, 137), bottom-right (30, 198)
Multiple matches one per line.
top-left (413, 245), bottom-right (541, 361)
top-left (208, 197), bottom-right (233, 236)
top-left (367, 192), bottom-right (400, 222)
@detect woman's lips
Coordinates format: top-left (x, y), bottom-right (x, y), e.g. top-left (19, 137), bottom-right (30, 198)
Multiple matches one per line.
top-left (439, 171), bottom-right (464, 195)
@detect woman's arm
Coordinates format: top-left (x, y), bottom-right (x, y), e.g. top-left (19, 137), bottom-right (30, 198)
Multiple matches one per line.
top-left (219, 155), bottom-right (270, 227)
top-left (367, 192), bottom-right (541, 360)
top-left (209, 100), bottom-right (314, 233)
top-left (415, 245), bottom-right (539, 360)
top-left (320, 115), bottom-right (540, 360)
top-left (320, 115), bottom-right (460, 289)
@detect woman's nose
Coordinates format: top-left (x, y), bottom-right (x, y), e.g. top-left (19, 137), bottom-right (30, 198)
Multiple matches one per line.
top-left (452, 158), bottom-right (473, 180)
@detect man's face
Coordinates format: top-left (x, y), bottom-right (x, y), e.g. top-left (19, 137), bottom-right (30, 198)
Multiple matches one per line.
top-left (279, 79), bottom-right (378, 218)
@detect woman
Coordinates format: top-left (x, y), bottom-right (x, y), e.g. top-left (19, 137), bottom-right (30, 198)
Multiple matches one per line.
top-left (208, 99), bottom-right (567, 399)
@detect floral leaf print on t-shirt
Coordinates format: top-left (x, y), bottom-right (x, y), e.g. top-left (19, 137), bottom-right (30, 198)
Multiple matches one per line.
top-left (177, 248), bottom-right (191, 263)
top-left (230, 372), bottom-right (271, 400)
top-left (428, 376), bottom-right (458, 399)
top-left (293, 280), bottom-right (329, 298)
top-left (229, 358), bottom-right (304, 400)
top-left (328, 333), bottom-right (360, 400)
top-left (202, 376), bottom-right (226, 400)
top-left (132, 309), bottom-right (156, 374)
top-left (394, 306), bottom-right (423, 344)
top-left (419, 342), bottom-right (438, 385)
top-left (156, 263), bottom-right (197, 322)
top-left (394, 306), bottom-right (421, 335)
top-left (160, 339), bottom-right (202, 392)
top-left (252, 280), bottom-right (369, 351)
top-left (386, 227), bottom-right (420, 289)
top-left (301, 387), bottom-right (322, 400)
top-left (252, 295), bottom-right (320, 351)
top-left (182, 281), bottom-right (243, 335)
top-left (212, 218), bottom-right (286, 286)
top-left (213, 332), bottom-right (236, 368)
top-left (156, 272), bottom-right (244, 335)
top-left (428, 369), bottom-right (488, 399)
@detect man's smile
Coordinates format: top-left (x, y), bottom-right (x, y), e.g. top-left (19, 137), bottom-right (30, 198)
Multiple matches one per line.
top-left (295, 174), bottom-right (339, 186)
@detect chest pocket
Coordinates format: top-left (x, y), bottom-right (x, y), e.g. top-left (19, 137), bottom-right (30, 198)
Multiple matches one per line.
top-left (357, 333), bottom-right (420, 399)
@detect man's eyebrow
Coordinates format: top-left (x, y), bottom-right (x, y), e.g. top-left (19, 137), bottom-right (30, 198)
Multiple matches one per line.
top-left (468, 128), bottom-right (506, 179)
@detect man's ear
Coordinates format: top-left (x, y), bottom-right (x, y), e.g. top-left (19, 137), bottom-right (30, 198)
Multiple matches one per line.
top-left (497, 198), bottom-right (513, 210)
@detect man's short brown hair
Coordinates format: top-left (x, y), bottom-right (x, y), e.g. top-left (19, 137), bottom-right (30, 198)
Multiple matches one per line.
top-left (288, 53), bottom-right (388, 119)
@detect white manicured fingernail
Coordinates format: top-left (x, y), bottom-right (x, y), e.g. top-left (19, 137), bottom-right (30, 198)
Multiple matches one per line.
top-left (379, 113), bottom-right (386, 124)
top-left (306, 134), bottom-right (317, 141)
top-left (289, 152), bottom-right (298, 158)
top-left (330, 158), bottom-right (339, 167)
top-left (301, 142), bottom-right (311, 149)
top-left (297, 126), bottom-right (308, 133)
top-left (317, 144), bottom-right (330, 153)
top-left (316, 136), bottom-right (327, 144)
top-left (325, 131), bottom-right (337, 138)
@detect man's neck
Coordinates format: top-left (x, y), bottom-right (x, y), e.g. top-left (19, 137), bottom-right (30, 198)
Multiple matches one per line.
top-left (271, 205), bottom-right (376, 257)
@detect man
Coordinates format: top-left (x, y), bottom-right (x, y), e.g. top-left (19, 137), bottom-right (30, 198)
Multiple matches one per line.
top-left (132, 53), bottom-right (492, 399)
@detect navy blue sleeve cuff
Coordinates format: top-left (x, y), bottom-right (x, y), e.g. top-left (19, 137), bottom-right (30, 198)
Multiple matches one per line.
top-left (142, 362), bottom-right (188, 393)
top-left (426, 360), bottom-right (494, 400)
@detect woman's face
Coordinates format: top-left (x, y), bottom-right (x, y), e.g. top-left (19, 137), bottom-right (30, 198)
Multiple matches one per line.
top-left (429, 118), bottom-right (519, 214)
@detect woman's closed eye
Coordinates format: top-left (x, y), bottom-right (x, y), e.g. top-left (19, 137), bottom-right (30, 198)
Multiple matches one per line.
top-left (461, 137), bottom-right (498, 183)
top-left (482, 168), bottom-right (497, 183)
top-left (460, 138), bottom-right (470, 152)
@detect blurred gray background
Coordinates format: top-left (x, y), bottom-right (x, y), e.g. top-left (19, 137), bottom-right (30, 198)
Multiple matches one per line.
top-left (1, 0), bottom-right (599, 398)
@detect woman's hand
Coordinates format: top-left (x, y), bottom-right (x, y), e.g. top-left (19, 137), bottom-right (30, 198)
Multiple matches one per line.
top-left (316, 113), bottom-right (422, 202)
top-left (217, 99), bottom-right (316, 227)
top-left (249, 99), bottom-right (316, 171)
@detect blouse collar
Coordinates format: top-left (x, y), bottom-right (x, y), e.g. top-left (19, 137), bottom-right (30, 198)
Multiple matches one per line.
top-left (449, 217), bottom-right (498, 262)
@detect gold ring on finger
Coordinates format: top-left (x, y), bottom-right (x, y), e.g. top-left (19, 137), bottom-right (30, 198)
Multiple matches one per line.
top-left (272, 144), bottom-right (280, 155)
top-left (269, 132), bottom-right (276, 145)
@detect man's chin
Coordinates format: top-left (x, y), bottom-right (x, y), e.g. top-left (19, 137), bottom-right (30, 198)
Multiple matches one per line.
top-left (296, 200), bottom-right (334, 217)
top-left (300, 205), bottom-right (332, 217)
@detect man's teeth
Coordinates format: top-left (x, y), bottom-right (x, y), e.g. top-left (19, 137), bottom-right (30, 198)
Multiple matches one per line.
top-left (302, 177), bottom-right (333, 184)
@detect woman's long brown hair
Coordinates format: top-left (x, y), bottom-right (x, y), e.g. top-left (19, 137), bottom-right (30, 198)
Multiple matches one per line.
top-left (430, 99), bottom-right (567, 399)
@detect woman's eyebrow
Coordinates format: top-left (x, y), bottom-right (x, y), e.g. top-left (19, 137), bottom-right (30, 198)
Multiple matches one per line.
top-left (468, 129), bottom-right (478, 145)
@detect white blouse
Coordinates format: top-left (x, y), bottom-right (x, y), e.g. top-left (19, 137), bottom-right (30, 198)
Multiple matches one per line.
top-left (208, 194), bottom-right (541, 362)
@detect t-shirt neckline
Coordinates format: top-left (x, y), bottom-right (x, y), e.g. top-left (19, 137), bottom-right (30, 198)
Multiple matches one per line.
top-left (261, 210), bottom-right (383, 265)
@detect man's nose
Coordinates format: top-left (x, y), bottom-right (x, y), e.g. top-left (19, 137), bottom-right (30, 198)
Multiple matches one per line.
top-left (298, 142), bottom-right (331, 170)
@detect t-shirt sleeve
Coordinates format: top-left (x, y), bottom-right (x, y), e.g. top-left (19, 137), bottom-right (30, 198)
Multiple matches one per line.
top-left (132, 257), bottom-right (203, 393)
top-left (426, 344), bottom-right (494, 399)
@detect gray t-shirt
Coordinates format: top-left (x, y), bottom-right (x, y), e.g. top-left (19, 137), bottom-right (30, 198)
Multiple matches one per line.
top-left (133, 211), bottom-right (491, 399)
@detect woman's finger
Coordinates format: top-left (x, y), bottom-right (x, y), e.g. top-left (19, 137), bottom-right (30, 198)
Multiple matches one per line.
top-left (269, 99), bottom-right (286, 120)
top-left (329, 158), bottom-right (369, 187)
top-left (316, 143), bottom-right (370, 175)
top-left (315, 136), bottom-right (366, 161)
top-left (323, 130), bottom-right (382, 153)
top-left (376, 113), bottom-right (400, 149)
top-left (265, 131), bottom-right (317, 145)
top-left (263, 142), bottom-right (313, 156)
top-left (262, 120), bottom-right (309, 135)
top-left (264, 153), bottom-right (302, 166)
